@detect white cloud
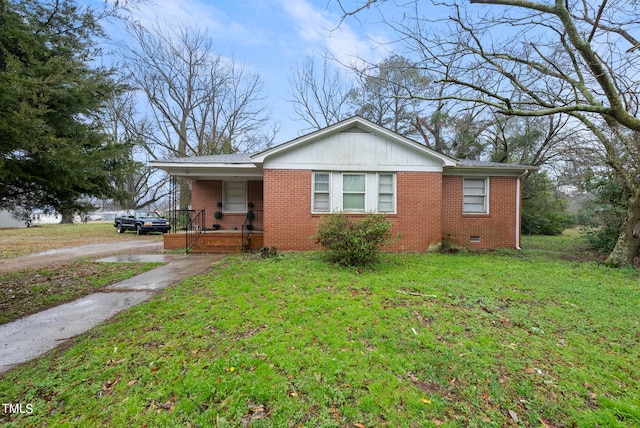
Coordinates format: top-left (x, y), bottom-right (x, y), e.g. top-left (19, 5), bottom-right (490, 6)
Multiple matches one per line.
top-left (130, 0), bottom-right (255, 49)
top-left (278, 0), bottom-right (387, 67)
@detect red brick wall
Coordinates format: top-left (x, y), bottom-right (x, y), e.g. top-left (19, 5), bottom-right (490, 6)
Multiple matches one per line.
top-left (263, 170), bottom-right (317, 250)
top-left (442, 175), bottom-right (519, 249)
top-left (191, 173), bottom-right (520, 251)
top-left (390, 171), bottom-right (442, 251)
top-left (263, 170), bottom-right (443, 252)
top-left (191, 180), bottom-right (263, 230)
top-left (191, 180), bottom-right (220, 228)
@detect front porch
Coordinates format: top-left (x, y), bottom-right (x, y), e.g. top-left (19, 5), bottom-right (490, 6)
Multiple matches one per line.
top-left (164, 230), bottom-right (264, 253)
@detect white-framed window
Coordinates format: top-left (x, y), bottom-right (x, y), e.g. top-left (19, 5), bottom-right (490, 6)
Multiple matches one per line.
top-left (342, 173), bottom-right (366, 211)
top-left (311, 171), bottom-right (396, 214)
top-left (377, 173), bottom-right (395, 213)
top-left (223, 181), bottom-right (246, 213)
top-left (463, 177), bottom-right (489, 214)
top-left (313, 172), bottom-right (331, 212)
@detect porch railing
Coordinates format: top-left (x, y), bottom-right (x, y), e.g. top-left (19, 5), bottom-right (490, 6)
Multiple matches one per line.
top-left (169, 209), bottom-right (205, 253)
top-left (185, 209), bottom-right (205, 253)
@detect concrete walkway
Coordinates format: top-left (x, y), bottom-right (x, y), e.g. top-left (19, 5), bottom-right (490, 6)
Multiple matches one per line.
top-left (0, 253), bottom-right (223, 374)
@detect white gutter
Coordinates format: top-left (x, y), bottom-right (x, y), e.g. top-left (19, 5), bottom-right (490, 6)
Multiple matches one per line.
top-left (515, 170), bottom-right (529, 250)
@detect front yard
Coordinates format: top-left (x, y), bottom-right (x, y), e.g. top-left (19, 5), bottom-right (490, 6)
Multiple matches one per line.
top-left (0, 262), bottom-right (160, 325)
top-left (0, 223), bottom-right (163, 324)
top-left (0, 223), bottom-right (164, 259)
top-left (1, 236), bottom-right (638, 427)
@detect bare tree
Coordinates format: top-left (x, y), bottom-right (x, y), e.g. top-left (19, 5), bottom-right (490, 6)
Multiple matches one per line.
top-left (485, 115), bottom-right (584, 168)
top-left (289, 55), bottom-right (353, 132)
top-left (337, 0), bottom-right (640, 267)
top-left (349, 54), bottom-right (429, 137)
top-left (121, 23), bottom-right (274, 208)
top-left (102, 92), bottom-right (171, 210)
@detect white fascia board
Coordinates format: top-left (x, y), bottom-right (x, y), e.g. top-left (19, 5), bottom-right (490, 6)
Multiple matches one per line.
top-left (149, 161), bottom-right (263, 179)
top-left (443, 166), bottom-right (534, 177)
top-left (252, 116), bottom-right (458, 167)
top-left (150, 161), bottom-right (258, 169)
top-left (360, 124), bottom-right (457, 167)
top-left (263, 162), bottom-right (443, 172)
top-left (251, 117), bottom-right (363, 162)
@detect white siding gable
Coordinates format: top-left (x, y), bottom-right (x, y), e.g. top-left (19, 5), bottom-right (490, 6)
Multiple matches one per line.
top-left (262, 130), bottom-right (445, 172)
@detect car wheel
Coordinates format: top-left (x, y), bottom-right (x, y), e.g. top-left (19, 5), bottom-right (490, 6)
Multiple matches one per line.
top-left (136, 224), bottom-right (144, 235)
top-left (116, 223), bottom-right (124, 234)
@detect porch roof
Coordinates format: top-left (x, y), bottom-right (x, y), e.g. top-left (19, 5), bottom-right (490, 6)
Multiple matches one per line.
top-left (150, 154), bottom-right (261, 180)
top-left (150, 117), bottom-right (537, 179)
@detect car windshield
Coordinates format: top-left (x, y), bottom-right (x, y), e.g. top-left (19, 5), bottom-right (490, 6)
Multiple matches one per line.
top-left (135, 211), bottom-right (161, 218)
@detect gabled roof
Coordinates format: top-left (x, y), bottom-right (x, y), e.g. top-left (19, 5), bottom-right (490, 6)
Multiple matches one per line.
top-left (150, 116), bottom-right (537, 178)
top-left (251, 116), bottom-right (458, 167)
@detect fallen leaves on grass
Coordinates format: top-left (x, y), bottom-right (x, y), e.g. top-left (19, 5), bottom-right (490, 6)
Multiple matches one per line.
top-left (0, 261), bottom-right (156, 324)
top-left (539, 416), bottom-right (559, 428)
top-left (145, 394), bottom-right (177, 413)
top-left (241, 402), bottom-right (269, 427)
top-left (98, 377), bottom-right (120, 396)
top-left (234, 324), bottom-right (268, 341)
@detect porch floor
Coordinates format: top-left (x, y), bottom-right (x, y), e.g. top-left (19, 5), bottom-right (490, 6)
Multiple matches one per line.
top-left (164, 230), bottom-right (264, 253)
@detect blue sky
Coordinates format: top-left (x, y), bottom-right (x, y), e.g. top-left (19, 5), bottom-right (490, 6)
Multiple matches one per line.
top-left (117, 0), bottom-right (397, 142)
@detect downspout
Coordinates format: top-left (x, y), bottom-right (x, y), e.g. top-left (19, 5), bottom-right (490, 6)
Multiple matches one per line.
top-left (515, 170), bottom-right (529, 250)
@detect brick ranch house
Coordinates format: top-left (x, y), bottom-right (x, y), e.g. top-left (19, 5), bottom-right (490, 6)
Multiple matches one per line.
top-left (150, 116), bottom-right (537, 253)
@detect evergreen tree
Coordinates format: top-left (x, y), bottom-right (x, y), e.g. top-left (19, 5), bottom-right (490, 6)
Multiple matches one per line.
top-left (0, 0), bottom-right (136, 220)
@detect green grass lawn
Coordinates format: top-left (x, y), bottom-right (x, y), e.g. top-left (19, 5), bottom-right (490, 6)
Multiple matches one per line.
top-left (0, 262), bottom-right (161, 325)
top-left (522, 228), bottom-right (595, 254)
top-left (0, 223), bottom-right (161, 259)
top-left (1, 239), bottom-right (639, 426)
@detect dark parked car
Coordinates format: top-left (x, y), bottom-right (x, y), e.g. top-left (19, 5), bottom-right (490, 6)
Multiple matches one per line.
top-left (114, 210), bottom-right (171, 235)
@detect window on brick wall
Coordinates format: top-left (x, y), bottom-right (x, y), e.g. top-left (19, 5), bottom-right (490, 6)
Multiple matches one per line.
top-left (313, 173), bottom-right (330, 212)
top-left (463, 178), bottom-right (489, 214)
top-left (312, 171), bottom-right (396, 214)
top-left (377, 173), bottom-right (395, 213)
top-left (343, 173), bottom-right (366, 211)
top-left (223, 181), bottom-right (246, 213)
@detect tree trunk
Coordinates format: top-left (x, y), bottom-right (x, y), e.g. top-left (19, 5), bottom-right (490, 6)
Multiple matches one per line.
top-left (179, 178), bottom-right (191, 210)
top-left (606, 192), bottom-right (640, 267)
top-left (60, 213), bottom-right (75, 224)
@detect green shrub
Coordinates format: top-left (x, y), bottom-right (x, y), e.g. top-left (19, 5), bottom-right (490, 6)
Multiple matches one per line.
top-left (522, 210), bottom-right (568, 235)
top-left (579, 176), bottom-right (627, 253)
top-left (521, 172), bottom-right (570, 235)
top-left (314, 213), bottom-right (394, 267)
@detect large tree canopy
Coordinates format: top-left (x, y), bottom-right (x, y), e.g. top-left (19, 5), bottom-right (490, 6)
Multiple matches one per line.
top-left (337, 0), bottom-right (640, 266)
top-left (0, 0), bottom-right (137, 219)
top-left (121, 23), bottom-right (275, 209)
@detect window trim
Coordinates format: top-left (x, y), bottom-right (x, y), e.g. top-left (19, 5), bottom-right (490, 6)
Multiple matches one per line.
top-left (462, 177), bottom-right (489, 214)
top-left (312, 172), bottom-right (331, 213)
top-left (377, 173), bottom-right (396, 213)
top-left (222, 181), bottom-right (247, 213)
top-left (311, 171), bottom-right (397, 214)
top-left (342, 173), bottom-right (367, 212)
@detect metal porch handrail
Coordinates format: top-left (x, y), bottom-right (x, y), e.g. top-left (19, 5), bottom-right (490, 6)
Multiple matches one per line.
top-left (185, 209), bottom-right (205, 253)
